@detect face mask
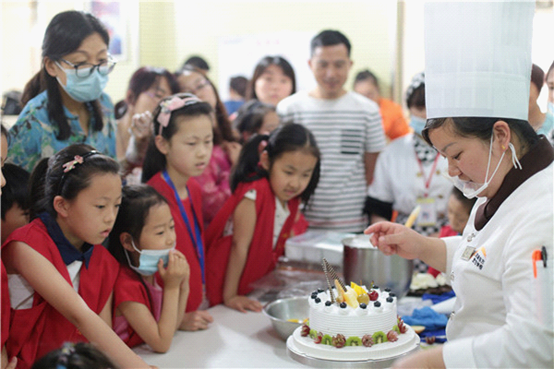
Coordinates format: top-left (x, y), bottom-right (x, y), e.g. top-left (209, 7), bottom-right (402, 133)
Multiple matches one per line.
top-left (409, 116), bottom-right (427, 135)
top-left (443, 133), bottom-right (522, 199)
top-left (56, 64), bottom-right (108, 102)
top-left (124, 239), bottom-right (175, 276)
top-left (537, 103), bottom-right (554, 136)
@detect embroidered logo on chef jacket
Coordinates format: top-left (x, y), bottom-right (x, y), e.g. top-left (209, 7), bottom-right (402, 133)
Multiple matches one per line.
top-left (470, 247), bottom-right (487, 270)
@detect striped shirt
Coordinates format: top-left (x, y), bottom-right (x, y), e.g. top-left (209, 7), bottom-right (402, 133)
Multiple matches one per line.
top-left (277, 91), bottom-right (386, 232)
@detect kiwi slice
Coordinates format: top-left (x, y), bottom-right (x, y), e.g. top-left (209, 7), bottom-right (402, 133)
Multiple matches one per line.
top-left (372, 331), bottom-right (387, 344)
top-left (322, 334), bottom-right (333, 345)
top-left (392, 324), bottom-right (400, 334)
top-left (346, 336), bottom-right (362, 346)
top-left (309, 329), bottom-right (318, 339)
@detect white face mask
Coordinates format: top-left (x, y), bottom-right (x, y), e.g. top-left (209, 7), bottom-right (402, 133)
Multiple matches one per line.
top-left (124, 239), bottom-right (175, 276)
top-left (443, 133), bottom-right (522, 199)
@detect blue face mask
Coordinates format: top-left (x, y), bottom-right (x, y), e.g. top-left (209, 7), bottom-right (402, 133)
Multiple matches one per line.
top-left (56, 63), bottom-right (108, 102)
top-left (537, 103), bottom-right (554, 137)
top-left (124, 239), bottom-right (175, 276)
top-left (409, 116), bottom-right (427, 135)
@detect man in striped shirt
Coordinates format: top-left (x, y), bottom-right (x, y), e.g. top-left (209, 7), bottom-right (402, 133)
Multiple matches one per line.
top-left (277, 30), bottom-right (386, 233)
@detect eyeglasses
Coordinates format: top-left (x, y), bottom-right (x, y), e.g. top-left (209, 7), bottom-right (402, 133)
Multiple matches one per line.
top-left (185, 79), bottom-right (210, 95)
top-left (56, 55), bottom-right (117, 78)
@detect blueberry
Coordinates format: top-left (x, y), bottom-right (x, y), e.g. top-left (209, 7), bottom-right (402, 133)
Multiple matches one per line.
top-left (317, 288), bottom-right (325, 293)
top-left (360, 303), bottom-right (367, 309)
top-left (384, 287), bottom-right (391, 292)
top-left (315, 297), bottom-right (321, 303)
top-left (389, 293), bottom-right (396, 298)
top-left (386, 297), bottom-right (393, 303)
top-left (372, 285), bottom-right (379, 290)
top-left (340, 302), bottom-right (347, 309)
top-left (311, 294), bottom-right (318, 299)
top-left (325, 301), bottom-right (332, 306)
top-left (374, 301), bottom-right (381, 308)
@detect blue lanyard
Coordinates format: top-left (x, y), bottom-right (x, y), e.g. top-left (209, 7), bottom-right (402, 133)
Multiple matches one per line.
top-left (162, 170), bottom-right (205, 284)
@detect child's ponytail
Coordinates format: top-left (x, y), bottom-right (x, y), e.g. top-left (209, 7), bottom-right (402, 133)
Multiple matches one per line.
top-left (230, 133), bottom-right (270, 192)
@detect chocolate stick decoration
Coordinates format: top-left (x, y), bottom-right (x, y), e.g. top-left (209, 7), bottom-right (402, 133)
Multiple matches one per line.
top-left (322, 258), bottom-right (335, 303)
top-left (323, 258), bottom-right (347, 293)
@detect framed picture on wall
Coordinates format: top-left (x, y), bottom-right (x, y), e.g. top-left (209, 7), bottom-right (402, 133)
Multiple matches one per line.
top-left (86, 0), bottom-right (127, 61)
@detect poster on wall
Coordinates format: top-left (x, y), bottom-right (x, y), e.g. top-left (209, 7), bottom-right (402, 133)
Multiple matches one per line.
top-left (218, 31), bottom-right (316, 101)
top-left (87, 1), bottom-right (126, 61)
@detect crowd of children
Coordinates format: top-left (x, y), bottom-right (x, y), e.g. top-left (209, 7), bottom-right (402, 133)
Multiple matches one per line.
top-left (2, 6), bottom-right (553, 369)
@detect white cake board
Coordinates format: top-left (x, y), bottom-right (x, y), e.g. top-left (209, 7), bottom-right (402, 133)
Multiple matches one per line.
top-left (286, 330), bottom-right (420, 368)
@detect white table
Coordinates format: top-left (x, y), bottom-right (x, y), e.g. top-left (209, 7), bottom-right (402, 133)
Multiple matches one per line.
top-left (133, 305), bottom-right (301, 368)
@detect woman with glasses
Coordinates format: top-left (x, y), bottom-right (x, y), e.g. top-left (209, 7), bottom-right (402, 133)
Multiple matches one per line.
top-left (175, 65), bottom-right (242, 227)
top-left (114, 66), bottom-right (179, 183)
top-left (9, 11), bottom-right (117, 172)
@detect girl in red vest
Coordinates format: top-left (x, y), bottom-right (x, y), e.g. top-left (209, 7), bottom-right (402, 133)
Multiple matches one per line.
top-left (109, 184), bottom-right (190, 351)
top-left (141, 93), bottom-right (214, 331)
top-left (2, 144), bottom-right (149, 369)
top-left (1, 124), bottom-right (16, 369)
top-left (206, 123), bottom-right (321, 312)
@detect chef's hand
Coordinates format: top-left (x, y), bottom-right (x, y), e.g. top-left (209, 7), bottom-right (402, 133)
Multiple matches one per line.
top-left (224, 295), bottom-right (263, 313)
top-left (392, 345), bottom-right (445, 369)
top-left (179, 310), bottom-right (214, 331)
top-left (364, 221), bottom-right (424, 260)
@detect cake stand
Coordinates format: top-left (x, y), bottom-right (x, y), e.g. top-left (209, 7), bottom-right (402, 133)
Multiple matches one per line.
top-left (286, 332), bottom-right (420, 369)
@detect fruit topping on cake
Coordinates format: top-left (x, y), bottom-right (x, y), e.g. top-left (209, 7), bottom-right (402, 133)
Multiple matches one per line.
top-left (346, 336), bottom-right (362, 346)
top-left (387, 330), bottom-right (399, 342)
top-left (372, 331), bottom-right (387, 344)
top-left (332, 334), bottom-right (346, 348)
top-left (362, 334), bottom-right (374, 347)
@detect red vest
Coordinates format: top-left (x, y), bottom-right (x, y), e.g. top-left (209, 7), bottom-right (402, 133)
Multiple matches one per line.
top-left (147, 173), bottom-right (204, 312)
top-left (205, 178), bottom-right (299, 306)
top-left (4, 219), bottom-right (119, 369)
top-left (1, 261), bottom-right (9, 349)
top-left (113, 266), bottom-right (154, 348)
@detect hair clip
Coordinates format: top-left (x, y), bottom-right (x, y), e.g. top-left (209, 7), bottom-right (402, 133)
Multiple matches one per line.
top-left (62, 155), bottom-right (84, 173)
top-left (55, 342), bottom-right (76, 369)
top-left (157, 95), bottom-right (202, 135)
top-left (257, 140), bottom-right (268, 155)
top-left (62, 150), bottom-right (98, 173)
top-left (405, 71), bottom-right (425, 102)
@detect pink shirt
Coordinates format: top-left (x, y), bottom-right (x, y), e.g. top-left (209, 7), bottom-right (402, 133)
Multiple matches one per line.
top-left (113, 279), bottom-right (163, 342)
top-left (194, 145), bottom-right (232, 227)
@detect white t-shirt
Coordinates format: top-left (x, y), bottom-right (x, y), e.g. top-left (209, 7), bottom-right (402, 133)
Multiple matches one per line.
top-left (223, 189), bottom-right (290, 248)
top-left (277, 91), bottom-right (386, 232)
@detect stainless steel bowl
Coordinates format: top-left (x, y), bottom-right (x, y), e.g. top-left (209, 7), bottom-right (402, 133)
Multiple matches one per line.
top-left (343, 235), bottom-right (413, 298)
top-left (263, 296), bottom-right (309, 341)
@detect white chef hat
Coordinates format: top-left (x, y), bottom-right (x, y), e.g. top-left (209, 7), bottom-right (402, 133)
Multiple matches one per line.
top-left (424, 1), bottom-right (535, 120)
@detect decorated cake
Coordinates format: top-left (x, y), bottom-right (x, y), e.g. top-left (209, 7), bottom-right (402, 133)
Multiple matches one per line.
top-left (287, 277), bottom-right (419, 362)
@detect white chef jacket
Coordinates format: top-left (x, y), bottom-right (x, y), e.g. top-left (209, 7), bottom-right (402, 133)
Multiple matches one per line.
top-left (442, 163), bottom-right (553, 368)
top-left (368, 133), bottom-right (451, 218)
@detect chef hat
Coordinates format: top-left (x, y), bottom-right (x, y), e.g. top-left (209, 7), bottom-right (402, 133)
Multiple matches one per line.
top-left (424, 1), bottom-right (535, 120)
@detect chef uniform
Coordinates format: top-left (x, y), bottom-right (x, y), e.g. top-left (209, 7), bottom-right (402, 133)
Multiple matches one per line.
top-left (425, 2), bottom-right (553, 368)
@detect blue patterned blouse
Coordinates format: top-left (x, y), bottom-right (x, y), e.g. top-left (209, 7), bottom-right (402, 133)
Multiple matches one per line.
top-left (8, 90), bottom-right (116, 172)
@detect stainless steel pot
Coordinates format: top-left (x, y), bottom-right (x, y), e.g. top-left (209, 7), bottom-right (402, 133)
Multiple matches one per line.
top-left (342, 235), bottom-right (413, 298)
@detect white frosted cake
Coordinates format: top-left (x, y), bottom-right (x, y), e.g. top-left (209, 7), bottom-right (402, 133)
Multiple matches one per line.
top-left (287, 283), bottom-right (419, 361)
